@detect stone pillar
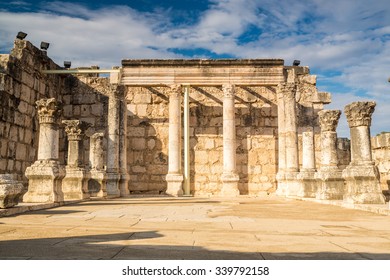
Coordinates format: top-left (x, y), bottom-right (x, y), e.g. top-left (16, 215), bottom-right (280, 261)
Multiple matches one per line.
top-left (220, 84), bottom-right (240, 196)
top-left (276, 83), bottom-right (299, 196)
top-left (297, 129), bottom-right (317, 197)
top-left (166, 84), bottom-right (184, 196)
top-left (0, 174), bottom-right (24, 208)
top-left (119, 96), bottom-right (129, 197)
top-left (315, 110), bottom-right (344, 200)
top-left (106, 85), bottom-right (123, 198)
top-left (61, 120), bottom-right (90, 200)
top-left (24, 98), bottom-right (65, 203)
top-left (342, 101), bottom-right (385, 204)
top-left (89, 132), bottom-right (107, 197)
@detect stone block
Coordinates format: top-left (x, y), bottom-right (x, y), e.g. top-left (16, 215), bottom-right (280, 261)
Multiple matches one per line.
top-left (0, 174), bottom-right (24, 208)
top-left (132, 138), bottom-right (146, 150)
top-left (15, 143), bottom-right (27, 160)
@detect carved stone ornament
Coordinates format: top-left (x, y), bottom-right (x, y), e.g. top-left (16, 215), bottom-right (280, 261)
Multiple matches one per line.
top-left (276, 82), bottom-right (296, 101)
top-left (36, 98), bottom-right (62, 124)
top-left (344, 101), bottom-right (376, 128)
top-left (222, 84), bottom-right (235, 98)
top-left (169, 84), bottom-right (182, 98)
top-left (62, 120), bottom-right (90, 141)
top-left (318, 109), bottom-right (341, 132)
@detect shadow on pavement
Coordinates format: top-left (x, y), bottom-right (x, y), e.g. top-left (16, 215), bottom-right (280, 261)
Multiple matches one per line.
top-left (0, 231), bottom-right (389, 260)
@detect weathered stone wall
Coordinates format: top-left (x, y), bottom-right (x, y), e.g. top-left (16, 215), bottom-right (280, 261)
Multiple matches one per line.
top-left (372, 132), bottom-right (390, 192)
top-left (0, 40), bottom-right (64, 186)
top-left (126, 81), bottom-right (323, 195)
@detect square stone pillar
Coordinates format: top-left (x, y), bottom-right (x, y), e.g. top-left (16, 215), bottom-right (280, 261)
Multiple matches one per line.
top-left (220, 84), bottom-right (240, 196)
top-left (89, 132), bottom-right (107, 197)
top-left (119, 97), bottom-right (130, 197)
top-left (62, 120), bottom-right (90, 201)
top-left (24, 98), bottom-right (65, 203)
top-left (297, 129), bottom-right (317, 197)
top-left (0, 174), bottom-right (24, 208)
top-left (315, 110), bottom-right (344, 200)
top-left (342, 101), bottom-right (385, 204)
top-left (166, 84), bottom-right (184, 196)
top-left (106, 85), bottom-right (124, 198)
top-left (276, 83), bottom-right (300, 196)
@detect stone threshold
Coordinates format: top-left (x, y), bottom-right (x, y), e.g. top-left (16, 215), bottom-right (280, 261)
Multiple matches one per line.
top-left (292, 196), bottom-right (390, 216)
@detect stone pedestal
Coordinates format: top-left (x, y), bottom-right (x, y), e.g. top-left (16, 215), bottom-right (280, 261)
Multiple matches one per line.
top-left (62, 120), bottom-right (90, 201)
top-left (297, 130), bottom-right (317, 197)
top-left (220, 84), bottom-right (239, 196)
top-left (0, 174), bottom-right (24, 208)
top-left (89, 132), bottom-right (107, 197)
top-left (166, 85), bottom-right (184, 196)
top-left (342, 101), bottom-right (385, 204)
top-left (315, 110), bottom-right (344, 200)
top-left (276, 83), bottom-right (299, 196)
top-left (24, 98), bottom-right (65, 203)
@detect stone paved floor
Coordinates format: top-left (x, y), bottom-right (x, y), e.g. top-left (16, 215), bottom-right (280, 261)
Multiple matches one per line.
top-left (0, 196), bottom-right (390, 260)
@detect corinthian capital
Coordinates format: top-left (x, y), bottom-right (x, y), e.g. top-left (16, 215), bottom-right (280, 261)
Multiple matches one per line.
top-left (276, 82), bottom-right (296, 101)
top-left (318, 109), bottom-right (341, 132)
top-left (344, 101), bottom-right (376, 128)
top-left (169, 84), bottom-right (182, 98)
top-left (62, 120), bottom-right (90, 141)
top-left (222, 84), bottom-right (235, 98)
top-left (36, 98), bottom-right (62, 124)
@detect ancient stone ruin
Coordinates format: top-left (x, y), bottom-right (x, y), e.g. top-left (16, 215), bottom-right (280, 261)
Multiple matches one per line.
top-left (0, 38), bottom-right (388, 208)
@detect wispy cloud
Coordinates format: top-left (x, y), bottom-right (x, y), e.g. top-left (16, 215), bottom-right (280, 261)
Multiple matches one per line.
top-left (0, 0), bottom-right (389, 136)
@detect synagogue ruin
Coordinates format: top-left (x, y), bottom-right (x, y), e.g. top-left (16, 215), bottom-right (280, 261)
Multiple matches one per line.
top-left (0, 38), bottom-right (389, 208)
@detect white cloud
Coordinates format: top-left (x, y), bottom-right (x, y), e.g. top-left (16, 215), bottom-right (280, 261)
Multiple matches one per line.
top-left (0, 0), bottom-right (389, 135)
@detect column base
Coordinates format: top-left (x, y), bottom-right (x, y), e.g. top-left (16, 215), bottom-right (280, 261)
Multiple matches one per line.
top-left (297, 169), bottom-right (317, 198)
top-left (165, 173), bottom-right (184, 196)
top-left (89, 170), bottom-right (107, 198)
top-left (62, 167), bottom-right (90, 201)
top-left (342, 165), bottom-right (386, 204)
top-left (24, 160), bottom-right (65, 203)
top-left (106, 172), bottom-right (121, 198)
top-left (220, 173), bottom-right (240, 197)
top-left (315, 168), bottom-right (344, 200)
top-left (0, 174), bottom-right (24, 208)
top-left (276, 171), bottom-right (300, 197)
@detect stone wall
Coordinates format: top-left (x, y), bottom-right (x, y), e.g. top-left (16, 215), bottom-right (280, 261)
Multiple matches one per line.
top-left (372, 132), bottom-right (390, 193)
top-left (0, 40), bottom-right (64, 187)
top-left (126, 80), bottom-right (324, 195)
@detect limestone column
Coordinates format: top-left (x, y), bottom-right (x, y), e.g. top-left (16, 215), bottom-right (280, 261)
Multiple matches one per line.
top-left (165, 84), bottom-right (184, 196)
top-left (276, 83), bottom-right (299, 196)
top-left (119, 96), bottom-right (129, 197)
top-left (89, 132), bottom-right (107, 197)
top-left (106, 85), bottom-right (123, 197)
top-left (24, 98), bottom-right (65, 203)
top-left (342, 101), bottom-right (385, 204)
top-left (297, 129), bottom-right (317, 197)
top-left (315, 110), bottom-right (344, 200)
top-left (220, 84), bottom-right (240, 196)
top-left (62, 120), bottom-right (90, 200)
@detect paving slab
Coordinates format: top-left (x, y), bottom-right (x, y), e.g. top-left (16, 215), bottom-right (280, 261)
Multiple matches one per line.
top-left (0, 196), bottom-right (389, 260)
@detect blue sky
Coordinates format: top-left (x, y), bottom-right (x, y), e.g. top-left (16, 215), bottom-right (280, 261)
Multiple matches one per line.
top-left (1, 0), bottom-right (390, 137)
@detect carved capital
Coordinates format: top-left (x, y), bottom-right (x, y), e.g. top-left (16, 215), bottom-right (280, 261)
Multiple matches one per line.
top-left (62, 120), bottom-right (90, 141)
top-left (91, 132), bottom-right (105, 140)
top-left (169, 84), bottom-right (182, 98)
top-left (222, 84), bottom-right (235, 98)
top-left (318, 110), bottom-right (341, 132)
top-left (277, 82), bottom-right (296, 101)
top-left (344, 101), bottom-right (376, 128)
top-left (36, 98), bottom-right (62, 124)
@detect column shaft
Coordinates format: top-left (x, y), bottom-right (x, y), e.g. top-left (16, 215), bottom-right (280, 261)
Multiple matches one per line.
top-left (302, 130), bottom-right (315, 170)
